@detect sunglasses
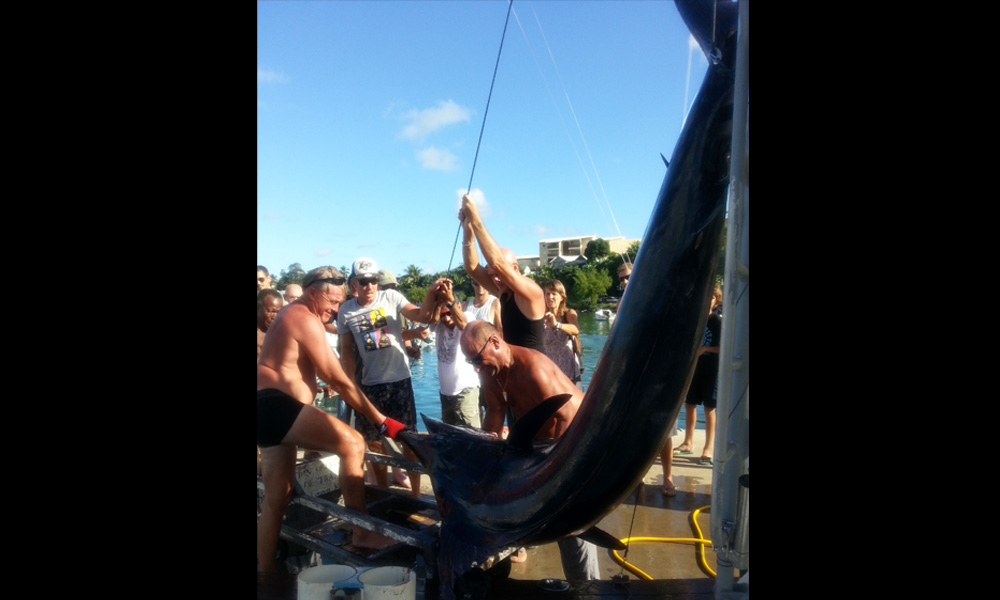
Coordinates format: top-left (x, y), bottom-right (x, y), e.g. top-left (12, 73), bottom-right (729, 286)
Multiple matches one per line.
top-left (465, 338), bottom-right (491, 366)
top-left (357, 277), bottom-right (378, 287)
top-left (257, 277), bottom-right (266, 283)
top-left (619, 275), bottom-right (629, 283)
top-left (315, 277), bottom-right (346, 286)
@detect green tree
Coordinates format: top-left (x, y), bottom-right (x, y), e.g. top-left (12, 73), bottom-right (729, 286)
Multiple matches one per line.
top-left (406, 285), bottom-right (429, 306)
top-left (584, 238), bottom-right (611, 263)
top-left (625, 240), bottom-right (640, 263)
top-left (403, 265), bottom-right (423, 286)
top-left (442, 267), bottom-right (472, 302)
top-left (568, 265), bottom-right (612, 309)
top-left (528, 264), bottom-right (557, 289)
top-left (601, 241), bottom-right (640, 297)
top-left (275, 263), bottom-right (306, 290)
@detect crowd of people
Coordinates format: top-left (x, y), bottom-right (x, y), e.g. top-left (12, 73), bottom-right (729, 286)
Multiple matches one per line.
top-left (256, 198), bottom-right (723, 579)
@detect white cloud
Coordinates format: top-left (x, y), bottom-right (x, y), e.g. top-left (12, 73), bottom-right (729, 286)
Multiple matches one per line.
top-left (257, 67), bottom-right (288, 84)
top-left (399, 100), bottom-right (471, 142)
top-left (417, 146), bottom-right (460, 172)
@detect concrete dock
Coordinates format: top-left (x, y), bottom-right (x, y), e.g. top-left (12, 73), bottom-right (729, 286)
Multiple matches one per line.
top-left (259, 427), bottom-right (732, 599)
top-left (497, 427), bottom-right (720, 584)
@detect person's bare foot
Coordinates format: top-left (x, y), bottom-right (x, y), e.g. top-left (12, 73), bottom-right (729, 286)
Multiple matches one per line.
top-left (392, 470), bottom-right (412, 490)
top-left (509, 548), bottom-right (528, 563)
top-left (352, 528), bottom-right (395, 550)
top-left (673, 444), bottom-right (694, 454)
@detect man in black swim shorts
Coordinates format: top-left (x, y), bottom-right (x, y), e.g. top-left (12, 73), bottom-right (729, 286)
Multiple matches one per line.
top-left (256, 265), bottom-right (405, 571)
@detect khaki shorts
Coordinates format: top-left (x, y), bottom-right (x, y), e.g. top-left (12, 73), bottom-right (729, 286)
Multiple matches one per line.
top-left (440, 386), bottom-right (482, 428)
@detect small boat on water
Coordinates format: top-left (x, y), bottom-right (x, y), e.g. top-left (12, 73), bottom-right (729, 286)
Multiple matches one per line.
top-left (594, 309), bottom-right (616, 322)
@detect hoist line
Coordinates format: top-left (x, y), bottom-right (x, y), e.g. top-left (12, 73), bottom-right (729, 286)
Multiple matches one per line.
top-left (447, 0), bottom-right (514, 274)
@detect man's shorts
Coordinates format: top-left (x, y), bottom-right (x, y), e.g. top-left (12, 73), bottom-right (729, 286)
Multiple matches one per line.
top-left (686, 356), bottom-right (718, 410)
top-left (257, 389), bottom-right (305, 447)
top-left (440, 386), bottom-right (482, 428)
top-left (358, 378), bottom-right (417, 442)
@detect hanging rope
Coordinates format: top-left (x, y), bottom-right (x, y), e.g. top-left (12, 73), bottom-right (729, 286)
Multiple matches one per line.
top-left (447, 0), bottom-right (514, 273)
top-left (616, 482), bottom-right (643, 581)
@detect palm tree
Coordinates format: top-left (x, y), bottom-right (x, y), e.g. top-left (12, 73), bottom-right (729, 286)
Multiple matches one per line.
top-left (403, 264), bottom-right (423, 286)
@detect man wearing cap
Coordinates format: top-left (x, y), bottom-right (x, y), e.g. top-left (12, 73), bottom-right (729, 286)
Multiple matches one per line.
top-left (257, 266), bottom-right (403, 569)
top-left (337, 257), bottom-right (447, 495)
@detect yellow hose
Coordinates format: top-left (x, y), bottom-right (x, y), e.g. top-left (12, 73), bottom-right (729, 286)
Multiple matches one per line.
top-left (611, 505), bottom-right (716, 579)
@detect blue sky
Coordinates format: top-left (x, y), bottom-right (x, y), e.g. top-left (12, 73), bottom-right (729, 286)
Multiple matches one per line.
top-left (257, 0), bottom-right (708, 282)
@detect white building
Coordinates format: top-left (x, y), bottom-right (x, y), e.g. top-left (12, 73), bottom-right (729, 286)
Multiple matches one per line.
top-left (537, 235), bottom-right (639, 266)
top-left (515, 235), bottom-right (638, 274)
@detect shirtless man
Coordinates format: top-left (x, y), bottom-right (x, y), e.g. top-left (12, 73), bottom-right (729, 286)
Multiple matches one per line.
top-left (257, 289), bottom-right (284, 363)
top-left (459, 194), bottom-right (599, 575)
top-left (461, 321), bottom-right (582, 439)
top-left (257, 266), bottom-right (404, 571)
top-left (460, 320), bottom-right (599, 580)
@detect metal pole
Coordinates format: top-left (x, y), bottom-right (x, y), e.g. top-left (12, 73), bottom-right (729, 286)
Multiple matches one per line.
top-left (712, 0), bottom-right (749, 598)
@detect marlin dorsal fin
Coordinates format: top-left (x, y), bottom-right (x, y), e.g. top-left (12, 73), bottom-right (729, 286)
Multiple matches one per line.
top-left (506, 394), bottom-right (573, 452)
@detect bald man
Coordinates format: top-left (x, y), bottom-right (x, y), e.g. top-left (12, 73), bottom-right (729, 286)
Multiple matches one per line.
top-left (459, 193), bottom-right (552, 567)
top-left (459, 194), bottom-right (545, 352)
top-left (460, 321), bottom-right (582, 438)
top-left (459, 319), bottom-right (598, 580)
top-left (284, 283), bottom-right (303, 304)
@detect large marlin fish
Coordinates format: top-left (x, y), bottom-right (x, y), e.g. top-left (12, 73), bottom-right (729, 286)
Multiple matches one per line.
top-left (399, 0), bottom-right (739, 592)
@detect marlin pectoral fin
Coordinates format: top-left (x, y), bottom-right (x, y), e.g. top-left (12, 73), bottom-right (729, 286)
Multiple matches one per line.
top-left (661, 153), bottom-right (670, 168)
top-left (577, 526), bottom-right (627, 551)
top-left (506, 394), bottom-right (573, 452)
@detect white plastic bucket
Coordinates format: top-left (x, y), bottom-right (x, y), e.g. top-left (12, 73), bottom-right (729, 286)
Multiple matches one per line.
top-left (358, 566), bottom-right (416, 600)
top-left (297, 564), bottom-right (358, 600)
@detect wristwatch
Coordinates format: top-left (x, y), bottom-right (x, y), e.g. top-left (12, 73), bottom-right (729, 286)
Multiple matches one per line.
top-left (555, 322), bottom-right (561, 331)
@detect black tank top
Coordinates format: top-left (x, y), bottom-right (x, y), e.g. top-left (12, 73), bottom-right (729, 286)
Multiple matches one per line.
top-left (500, 292), bottom-right (544, 352)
